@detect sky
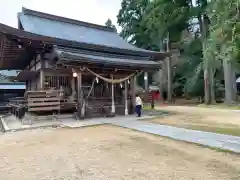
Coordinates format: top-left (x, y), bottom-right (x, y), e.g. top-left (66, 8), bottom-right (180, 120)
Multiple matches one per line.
top-left (0, 0), bottom-right (122, 28)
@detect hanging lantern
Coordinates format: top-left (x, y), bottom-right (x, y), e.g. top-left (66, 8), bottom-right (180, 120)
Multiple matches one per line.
top-left (73, 72), bottom-right (77, 77)
top-left (144, 73), bottom-right (148, 80)
top-left (96, 77), bottom-right (99, 83)
top-left (128, 79), bottom-right (130, 84)
top-left (120, 83), bottom-right (123, 88)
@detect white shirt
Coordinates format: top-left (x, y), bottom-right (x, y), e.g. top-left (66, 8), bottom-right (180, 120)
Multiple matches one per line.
top-left (136, 96), bottom-right (143, 106)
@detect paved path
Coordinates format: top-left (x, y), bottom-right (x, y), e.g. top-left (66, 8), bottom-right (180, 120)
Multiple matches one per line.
top-left (0, 114), bottom-right (153, 132)
top-left (2, 114), bottom-right (240, 153)
top-left (112, 120), bottom-right (240, 153)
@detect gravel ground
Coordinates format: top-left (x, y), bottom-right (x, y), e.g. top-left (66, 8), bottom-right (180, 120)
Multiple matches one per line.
top-left (0, 126), bottom-right (240, 180)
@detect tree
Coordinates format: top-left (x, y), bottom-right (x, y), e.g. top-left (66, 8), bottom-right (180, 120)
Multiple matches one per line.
top-left (117, 0), bottom-right (153, 49)
top-left (105, 19), bottom-right (117, 31)
top-left (117, 0), bottom-right (240, 104)
top-left (117, 0), bottom-right (156, 88)
top-left (142, 0), bottom-right (192, 48)
top-left (177, 35), bottom-right (205, 98)
top-left (204, 0), bottom-right (240, 104)
top-left (142, 0), bottom-right (208, 101)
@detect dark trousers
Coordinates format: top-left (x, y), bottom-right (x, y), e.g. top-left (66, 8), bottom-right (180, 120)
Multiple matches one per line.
top-left (135, 105), bottom-right (142, 117)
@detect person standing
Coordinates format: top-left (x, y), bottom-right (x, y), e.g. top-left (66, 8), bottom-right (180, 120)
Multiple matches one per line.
top-left (135, 94), bottom-right (143, 117)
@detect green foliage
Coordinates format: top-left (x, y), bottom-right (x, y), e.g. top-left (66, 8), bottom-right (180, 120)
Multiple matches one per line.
top-left (204, 0), bottom-right (240, 65)
top-left (105, 19), bottom-right (117, 31)
top-left (117, 0), bottom-right (240, 99)
top-left (143, 0), bottom-right (192, 45)
top-left (117, 0), bottom-right (152, 49)
top-left (117, 0), bottom-right (205, 95)
top-left (175, 37), bottom-right (205, 97)
top-left (117, 0), bottom-right (195, 49)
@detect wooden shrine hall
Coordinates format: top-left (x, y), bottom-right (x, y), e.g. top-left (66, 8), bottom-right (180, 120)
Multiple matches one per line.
top-left (0, 7), bottom-right (170, 119)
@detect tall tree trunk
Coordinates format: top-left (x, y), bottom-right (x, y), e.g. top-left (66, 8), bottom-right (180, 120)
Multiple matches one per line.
top-left (201, 12), bottom-right (215, 104)
top-left (204, 67), bottom-right (210, 104)
top-left (223, 59), bottom-right (236, 104)
top-left (166, 32), bottom-right (172, 103)
top-left (198, 0), bottom-right (216, 104)
top-left (209, 67), bottom-right (216, 104)
top-left (232, 67), bottom-right (237, 101)
top-left (201, 16), bottom-right (210, 104)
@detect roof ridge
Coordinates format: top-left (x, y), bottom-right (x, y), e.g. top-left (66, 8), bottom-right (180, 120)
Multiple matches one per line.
top-left (21, 7), bottom-right (116, 33)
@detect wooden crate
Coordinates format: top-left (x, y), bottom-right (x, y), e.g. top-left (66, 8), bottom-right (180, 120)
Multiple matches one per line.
top-left (25, 90), bottom-right (61, 112)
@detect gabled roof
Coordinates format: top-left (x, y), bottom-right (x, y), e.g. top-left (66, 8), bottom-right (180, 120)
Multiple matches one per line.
top-left (19, 8), bottom-right (116, 32)
top-left (0, 8), bottom-right (170, 70)
top-left (18, 8), bottom-right (162, 56)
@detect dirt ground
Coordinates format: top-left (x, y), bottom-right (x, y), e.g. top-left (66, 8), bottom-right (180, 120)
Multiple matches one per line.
top-left (0, 125), bottom-right (240, 180)
top-left (151, 106), bottom-right (240, 136)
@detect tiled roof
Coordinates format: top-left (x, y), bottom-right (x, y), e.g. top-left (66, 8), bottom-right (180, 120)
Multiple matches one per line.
top-left (0, 8), bottom-right (169, 70)
top-left (18, 8), bottom-right (155, 54)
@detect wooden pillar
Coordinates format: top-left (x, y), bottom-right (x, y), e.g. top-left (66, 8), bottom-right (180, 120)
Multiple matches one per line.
top-left (111, 74), bottom-right (115, 113)
top-left (144, 72), bottom-right (148, 91)
top-left (132, 76), bottom-right (137, 105)
top-left (71, 76), bottom-right (76, 100)
top-left (40, 70), bottom-right (44, 90)
top-left (106, 81), bottom-right (108, 94)
top-left (124, 80), bottom-right (128, 115)
top-left (166, 58), bottom-right (172, 103)
top-left (29, 80), bottom-right (31, 90)
top-left (130, 76), bottom-right (136, 115)
top-left (158, 69), bottom-right (164, 102)
top-left (77, 71), bottom-right (85, 118)
top-left (165, 32), bottom-right (172, 103)
top-left (39, 53), bottom-right (45, 90)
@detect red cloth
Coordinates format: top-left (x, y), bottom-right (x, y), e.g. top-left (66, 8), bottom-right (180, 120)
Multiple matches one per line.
top-left (152, 91), bottom-right (160, 100)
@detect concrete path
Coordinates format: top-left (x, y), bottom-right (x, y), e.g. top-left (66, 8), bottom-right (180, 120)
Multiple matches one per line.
top-left (0, 114), bottom-right (153, 132)
top-left (113, 120), bottom-right (240, 153)
top-left (1, 114), bottom-right (240, 153)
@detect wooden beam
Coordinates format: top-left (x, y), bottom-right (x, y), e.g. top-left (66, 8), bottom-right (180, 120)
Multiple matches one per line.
top-left (40, 70), bottom-right (44, 89)
top-left (144, 72), bottom-right (148, 91)
top-left (124, 80), bottom-right (128, 115)
top-left (71, 73), bottom-right (76, 100)
top-left (130, 76), bottom-right (136, 108)
top-left (60, 62), bottom-right (148, 72)
top-left (34, 56), bottom-right (37, 71)
top-left (166, 58), bottom-right (172, 103)
top-left (111, 74), bottom-right (115, 114)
